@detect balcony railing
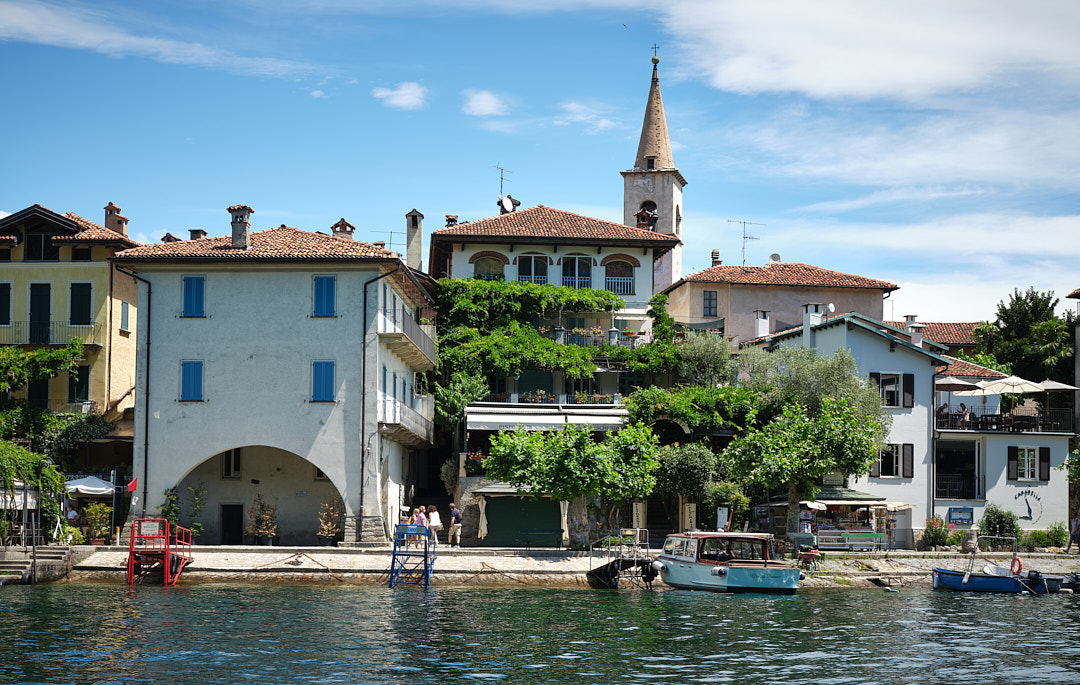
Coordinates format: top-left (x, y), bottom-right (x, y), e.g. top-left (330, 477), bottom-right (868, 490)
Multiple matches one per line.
top-left (379, 397), bottom-right (435, 447)
top-left (935, 405), bottom-right (1073, 433)
top-left (1, 398), bottom-right (97, 415)
top-left (935, 473), bottom-right (986, 500)
top-left (605, 277), bottom-right (634, 295)
top-left (0, 321), bottom-right (103, 346)
top-left (562, 276), bottom-right (591, 289)
top-left (483, 392), bottom-right (623, 405)
top-left (378, 309), bottom-right (436, 370)
top-left (517, 275), bottom-right (548, 285)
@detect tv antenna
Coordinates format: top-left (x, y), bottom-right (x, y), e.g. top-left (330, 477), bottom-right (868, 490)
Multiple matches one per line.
top-left (372, 229), bottom-right (405, 254)
top-left (728, 219), bottom-right (764, 266)
top-left (493, 163), bottom-right (513, 196)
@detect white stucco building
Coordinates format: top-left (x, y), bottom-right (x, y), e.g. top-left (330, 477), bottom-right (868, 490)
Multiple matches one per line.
top-left (113, 206), bottom-right (436, 545)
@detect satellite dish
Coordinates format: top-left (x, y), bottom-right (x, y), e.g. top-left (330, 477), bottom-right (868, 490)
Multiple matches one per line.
top-left (769, 253), bottom-right (781, 263)
top-left (499, 195), bottom-right (514, 214)
top-left (828, 303), bottom-right (836, 313)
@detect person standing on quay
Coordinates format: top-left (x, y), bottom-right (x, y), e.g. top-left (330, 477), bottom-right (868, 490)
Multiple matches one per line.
top-left (427, 505), bottom-right (442, 543)
top-left (449, 503), bottom-right (463, 547)
top-left (1068, 512), bottom-right (1080, 554)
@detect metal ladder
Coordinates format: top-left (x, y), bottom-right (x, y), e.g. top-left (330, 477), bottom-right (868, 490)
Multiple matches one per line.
top-left (389, 524), bottom-right (436, 588)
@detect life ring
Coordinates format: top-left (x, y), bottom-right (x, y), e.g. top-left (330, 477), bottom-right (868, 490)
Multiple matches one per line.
top-left (1011, 557), bottom-right (1023, 575)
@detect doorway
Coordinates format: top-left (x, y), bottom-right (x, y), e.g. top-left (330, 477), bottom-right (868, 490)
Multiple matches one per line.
top-left (221, 504), bottom-right (244, 545)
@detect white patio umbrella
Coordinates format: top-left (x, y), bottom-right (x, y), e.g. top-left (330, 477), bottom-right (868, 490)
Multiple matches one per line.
top-left (935, 376), bottom-right (980, 391)
top-left (1038, 379), bottom-right (1079, 409)
top-left (955, 376), bottom-right (1044, 396)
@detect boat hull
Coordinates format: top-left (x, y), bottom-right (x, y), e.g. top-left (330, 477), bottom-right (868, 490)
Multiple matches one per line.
top-left (655, 560), bottom-right (800, 594)
top-left (932, 568), bottom-right (1061, 594)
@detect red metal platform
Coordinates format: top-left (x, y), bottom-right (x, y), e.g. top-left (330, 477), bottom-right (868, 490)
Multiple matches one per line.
top-left (126, 518), bottom-right (193, 586)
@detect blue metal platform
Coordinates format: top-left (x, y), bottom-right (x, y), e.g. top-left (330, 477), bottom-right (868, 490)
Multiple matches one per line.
top-left (389, 524), bottom-right (436, 588)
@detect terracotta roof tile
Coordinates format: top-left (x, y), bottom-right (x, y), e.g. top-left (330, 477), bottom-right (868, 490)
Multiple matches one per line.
top-left (1068, 287), bottom-right (1080, 299)
top-left (672, 261), bottom-right (897, 291)
top-left (936, 356), bottom-right (1008, 379)
top-left (115, 226), bottom-right (397, 261)
top-left (431, 205), bottom-right (680, 245)
top-left (886, 321), bottom-right (979, 346)
top-left (57, 212), bottom-right (140, 248)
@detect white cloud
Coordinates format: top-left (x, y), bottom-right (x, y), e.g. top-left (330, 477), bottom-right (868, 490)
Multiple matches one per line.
top-left (554, 102), bottom-right (616, 134)
top-left (462, 89), bottom-right (508, 116)
top-left (0, 0), bottom-right (317, 78)
top-left (0, 210), bottom-right (10, 219)
top-left (799, 187), bottom-right (987, 214)
top-left (310, 89), bottom-right (326, 98)
top-left (372, 82), bottom-right (427, 110)
top-left (663, 0), bottom-right (1080, 100)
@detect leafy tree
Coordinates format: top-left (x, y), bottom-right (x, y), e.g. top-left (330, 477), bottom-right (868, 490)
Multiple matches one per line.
top-left (0, 339), bottom-right (84, 394)
top-left (955, 350), bottom-right (1012, 375)
top-left (624, 384), bottom-right (759, 436)
top-left (0, 440), bottom-right (66, 538)
top-left (675, 331), bottom-right (734, 387)
top-left (40, 414), bottom-right (118, 466)
top-left (978, 502), bottom-right (1022, 540)
top-left (434, 371), bottom-right (490, 428)
top-left (972, 287), bottom-right (1073, 382)
top-left (484, 424), bottom-right (659, 547)
top-left (158, 487), bottom-right (181, 528)
top-left (703, 481), bottom-right (751, 530)
top-left (654, 443), bottom-right (722, 501)
top-left (725, 398), bottom-right (882, 534)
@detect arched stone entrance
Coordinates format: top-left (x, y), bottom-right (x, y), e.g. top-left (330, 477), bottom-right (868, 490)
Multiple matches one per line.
top-left (172, 445), bottom-right (346, 546)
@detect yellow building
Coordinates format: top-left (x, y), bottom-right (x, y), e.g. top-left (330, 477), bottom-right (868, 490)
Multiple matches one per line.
top-left (0, 203), bottom-right (139, 431)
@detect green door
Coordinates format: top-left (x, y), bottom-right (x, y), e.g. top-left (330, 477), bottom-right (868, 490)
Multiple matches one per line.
top-left (482, 496), bottom-right (560, 547)
top-left (29, 283), bottom-right (51, 343)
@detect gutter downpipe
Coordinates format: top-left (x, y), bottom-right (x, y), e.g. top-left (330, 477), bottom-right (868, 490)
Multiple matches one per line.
top-left (116, 266), bottom-right (150, 516)
top-left (360, 262), bottom-right (402, 542)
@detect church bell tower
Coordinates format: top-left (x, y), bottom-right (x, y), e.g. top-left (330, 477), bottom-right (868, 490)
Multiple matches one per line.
top-left (621, 55), bottom-right (687, 293)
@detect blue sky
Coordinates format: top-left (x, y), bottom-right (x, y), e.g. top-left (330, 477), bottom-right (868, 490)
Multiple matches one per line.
top-left (3, 0), bottom-right (1079, 322)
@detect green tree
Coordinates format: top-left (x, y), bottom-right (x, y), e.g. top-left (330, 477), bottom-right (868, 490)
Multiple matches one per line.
top-left (484, 424), bottom-right (659, 547)
top-left (0, 440), bottom-right (66, 538)
top-left (624, 384), bottom-right (759, 436)
top-left (0, 339), bottom-right (84, 394)
top-left (725, 398), bottom-right (882, 534)
top-left (434, 371), bottom-right (490, 428)
top-left (675, 331), bottom-right (734, 387)
top-left (654, 443), bottom-right (723, 501)
top-left (972, 287), bottom-right (1073, 382)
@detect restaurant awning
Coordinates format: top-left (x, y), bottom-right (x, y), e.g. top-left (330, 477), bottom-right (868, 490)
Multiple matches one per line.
top-left (65, 476), bottom-right (115, 496)
top-left (466, 405), bottom-right (627, 432)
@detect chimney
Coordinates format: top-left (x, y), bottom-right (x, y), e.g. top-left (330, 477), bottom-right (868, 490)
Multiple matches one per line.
top-left (331, 218), bottom-right (355, 241)
top-left (909, 322), bottom-right (925, 348)
top-left (373, 240), bottom-right (385, 249)
top-left (227, 204), bottom-right (253, 250)
top-left (406, 209), bottom-right (424, 270)
top-left (802, 303), bottom-right (823, 348)
top-left (754, 310), bottom-right (770, 338)
top-left (445, 215), bottom-right (458, 227)
top-left (104, 202), bottom-right (128, 236)
top-left (711, 249), bottom-right (722, 267)
top-left (904, 314), bottom-right (917, 331)
top-left (189, 229), bottom-right (207, 240)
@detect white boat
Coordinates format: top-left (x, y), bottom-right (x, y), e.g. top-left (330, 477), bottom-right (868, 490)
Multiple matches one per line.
top-left (651, 531), bottom-right (802, 594)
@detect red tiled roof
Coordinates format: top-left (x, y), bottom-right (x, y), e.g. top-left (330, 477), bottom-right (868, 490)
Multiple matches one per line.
top-left (936, 357), bottom-right (1007, 379)
top-left (886, 321), bottom-right (979, 346)
top-left (114, 226), bottom-right (397, 261)
top-left (58, 212), bottom-right (140, 248)
top-left (1068, 287), bottom-right (1080, 299)
top-left (670, 261), bottom-right (896, 291)
top-left (431, 205), bottom-right (680, 245)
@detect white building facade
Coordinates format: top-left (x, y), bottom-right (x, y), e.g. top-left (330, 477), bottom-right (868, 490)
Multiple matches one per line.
top-left (114, 207), bottom-right (436, 545)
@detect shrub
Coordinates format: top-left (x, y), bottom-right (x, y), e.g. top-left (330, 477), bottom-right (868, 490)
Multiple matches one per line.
top-left (83, 502), bottom-right (113, 539)
top-left (978, 503), bottom-right (1022, 540)
top-left (1046, 522), bottom-right (1069, 548)
top-left (1021, 529), bottom-right (1050, 551)
top-left (923, 515), bottom-right (953, 547)
top-left (946, 529), bottom-right (965, 546)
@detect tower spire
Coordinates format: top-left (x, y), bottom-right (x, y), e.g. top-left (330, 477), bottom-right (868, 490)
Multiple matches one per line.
top-left (633, 55), bottom-right (674, 171)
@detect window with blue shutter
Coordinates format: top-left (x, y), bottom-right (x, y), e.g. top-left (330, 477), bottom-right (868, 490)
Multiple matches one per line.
top-left (120, 300), bottom-right (130, 331)
top-left (182, 276), bottom-right (205, 317)
top-left (312, 361), bottom-right (335, 401)
top-left (313, 276), bottom-right (336, 317)
top-left (180, 360), bottom-right (204, 401)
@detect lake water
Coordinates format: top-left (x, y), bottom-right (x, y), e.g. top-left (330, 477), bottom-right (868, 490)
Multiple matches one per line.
top-left (3, 583), bottom-right (1079, 684)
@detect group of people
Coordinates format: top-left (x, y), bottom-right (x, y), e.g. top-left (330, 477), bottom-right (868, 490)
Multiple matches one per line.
top-left (405, 503), bottom-right (462, 547)
top-left (936, 402), bottom-right (970, 425)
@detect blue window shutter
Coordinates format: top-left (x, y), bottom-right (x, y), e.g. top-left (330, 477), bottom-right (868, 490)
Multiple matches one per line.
top-left (313, 361), bottom-right (334, 401)
top-left (184, 276), bottom-right (204, 317)
top-left (314, 276), bottom-right (335, 316)
top-left (120, 300), bottom-right (130, 331)
top-left (181, 361), bottom-right (203, 401)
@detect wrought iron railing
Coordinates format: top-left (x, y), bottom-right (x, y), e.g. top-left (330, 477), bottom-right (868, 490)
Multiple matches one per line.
top-left (935, 405), bottom-right (1073, 433)
top-left (0, 321), bottom-right (103, 345)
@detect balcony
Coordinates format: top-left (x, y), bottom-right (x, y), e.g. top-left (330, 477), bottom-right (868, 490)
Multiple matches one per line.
top-left (483, 392), bottom-right (623, 405)
top-left (935, 405), bottom-right (1073, 433)
top-left (379, 397), bottom-right (435, 447)
top-left (378, 310), bottom-right (436, 371)
top-left (0, 321), bottom-right (103, 346)
top-left (935, 474), bottom-right (986, 500)
top-left (605, 276), bottom-right (634, 295)
top-left (517, 275), bottom-right (548, 285)
top-left (3, 398), bottom-right (98, 415)
top-left (562, 276), bottom-right (591, 289)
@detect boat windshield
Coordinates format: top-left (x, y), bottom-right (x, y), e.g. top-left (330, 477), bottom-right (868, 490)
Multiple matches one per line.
top-left (699, 537), bottom-right (766, 561)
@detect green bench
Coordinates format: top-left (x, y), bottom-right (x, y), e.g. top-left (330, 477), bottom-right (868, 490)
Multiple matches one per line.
top-left (519, 528), bottom-right (564, 550)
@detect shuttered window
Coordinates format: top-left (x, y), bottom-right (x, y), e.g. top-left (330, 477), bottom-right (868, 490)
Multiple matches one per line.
top-left (312, 361), bottom-right (335, 402)
top-left (68, 365), bottom-right (89, 403)
top-left (70, 283), bottom-right (92, 325)
top-left (0, 282), bottom-right (10, 326)
top-left (120, 300), bottom-right (130, 332)
top-left (182, 276), bottom-right (205, 317)
top-left (180, 360), bottom-right (204, 401)
top-left (871, 443), bottom-right (914, 478)
top-left (313, 276), bottom-right (336, 317)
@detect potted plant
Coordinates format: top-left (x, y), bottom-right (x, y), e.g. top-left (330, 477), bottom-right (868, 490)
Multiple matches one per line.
top-left (84, 502), bottom-right (113, 545)
top-left (246, 492), bottom-right (279, 545)
top-left (316, 497), bottom-right (344, 545)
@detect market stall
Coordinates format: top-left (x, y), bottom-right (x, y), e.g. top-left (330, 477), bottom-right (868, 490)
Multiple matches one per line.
top-left (755, 496), bottom-right (913, 550)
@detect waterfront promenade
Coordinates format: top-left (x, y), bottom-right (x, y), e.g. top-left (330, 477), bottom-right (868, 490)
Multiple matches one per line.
top-left (68, 544), bottom-right (1080, 588)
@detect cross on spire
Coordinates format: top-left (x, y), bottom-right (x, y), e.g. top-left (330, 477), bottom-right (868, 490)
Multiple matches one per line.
top-left (651, 43), bottom-right (660, 57)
